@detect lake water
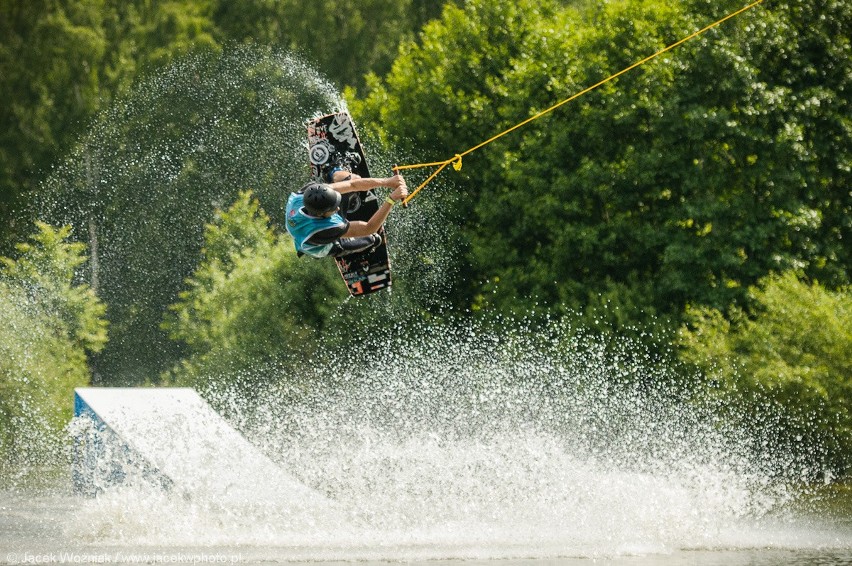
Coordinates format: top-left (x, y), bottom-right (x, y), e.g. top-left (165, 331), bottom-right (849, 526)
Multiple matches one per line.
top-left (2, 483), bottom-right (850, 566)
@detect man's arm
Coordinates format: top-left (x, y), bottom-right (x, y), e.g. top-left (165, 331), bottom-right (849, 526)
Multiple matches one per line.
top-left (330, 174), bottom-right (403, 195)
top-left (343, 180), bottom-right (408, 238)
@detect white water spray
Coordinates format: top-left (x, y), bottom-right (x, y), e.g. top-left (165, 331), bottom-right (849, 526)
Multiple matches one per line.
top-left (59, 320), bottom-right (850, 560)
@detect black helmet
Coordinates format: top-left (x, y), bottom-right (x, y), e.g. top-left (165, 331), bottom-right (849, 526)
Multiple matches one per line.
top-left (301, 182), bottom-right (341, 216)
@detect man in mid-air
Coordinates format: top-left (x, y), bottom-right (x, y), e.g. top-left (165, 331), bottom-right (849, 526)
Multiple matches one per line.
top-left (285, 173), bottom-right (408, 258)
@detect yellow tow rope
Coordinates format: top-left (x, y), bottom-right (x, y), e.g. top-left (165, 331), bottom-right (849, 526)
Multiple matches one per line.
top-left (395, 0), bottom-right (765, 206)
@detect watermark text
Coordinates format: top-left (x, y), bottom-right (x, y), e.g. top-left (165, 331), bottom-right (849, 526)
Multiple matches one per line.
top-left (6, 552), bottom-right (242, 564)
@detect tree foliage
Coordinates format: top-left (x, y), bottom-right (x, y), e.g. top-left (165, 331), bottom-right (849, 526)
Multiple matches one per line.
top-left (162, 191), bottom-right (345, 393)
top-left (0, 0), bottom-right (217, 254)
top-left (678, 272), bottom-right (852, 476)
top-left (210, 0), bottom-right (448, 91)
top-left (38, 46), bottom-right (343, 385)
top-left (0, 222), bottom-right (106, 469)
top-left (353, 0), bottom-right (851, 324)
top-left (1, 222), bottom-right (108, 354)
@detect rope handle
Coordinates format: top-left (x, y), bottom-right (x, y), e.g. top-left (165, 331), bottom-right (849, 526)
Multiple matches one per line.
top-left (392, 164), bottom-right (408, 208)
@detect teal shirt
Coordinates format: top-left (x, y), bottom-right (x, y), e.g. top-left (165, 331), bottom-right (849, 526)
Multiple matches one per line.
top-left (285, 192), bottom-right (347, 258)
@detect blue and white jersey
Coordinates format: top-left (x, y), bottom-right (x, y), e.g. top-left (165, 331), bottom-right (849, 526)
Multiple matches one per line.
top-left (285, 192), bottom-right (347, 258)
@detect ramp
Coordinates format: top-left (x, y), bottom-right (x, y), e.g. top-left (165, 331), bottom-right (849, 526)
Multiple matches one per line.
top-left (72, 388), bottom-right (334, 514)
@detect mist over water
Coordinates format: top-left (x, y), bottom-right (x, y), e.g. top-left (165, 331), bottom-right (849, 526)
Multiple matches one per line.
top-left (6, 47), bottom-right (851, 563)
top-left (54, 320), bottom-right (851, 560)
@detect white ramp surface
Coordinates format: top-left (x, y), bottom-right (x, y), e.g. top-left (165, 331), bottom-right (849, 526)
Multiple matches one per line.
top-left (74, 388), bottom-right (335, 518)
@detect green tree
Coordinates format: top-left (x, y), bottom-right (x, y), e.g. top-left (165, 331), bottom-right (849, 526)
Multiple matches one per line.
top-left (0, 0), bottom-right (105, 253)
top-left (679, 272), bottom-right (852, 476)
top-left (0, 0), bottom-right (218, 254)
top-left (162, 191), bottom-right (345, 393)
top-left (0, 222), bottom-right (106, 471)
top-left (211, 0), bottom-right (449, 91)
top-left (352, 0), bottom-right (564, 311)
top-left (353, 0), bottom-right (850, 326)
top-left (470, 0), bottom-right (822, 319)
top-left (353, 0), bottom-right (558, 164)
top-left (687, 0), bottom-right (851, 285)
top-left (1, 222), bottom-right (108, 354)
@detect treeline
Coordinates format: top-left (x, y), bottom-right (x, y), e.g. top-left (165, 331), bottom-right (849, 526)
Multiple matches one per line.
top-left (0, 0), bottom-right (850, 476)
top-left (0, 223), bottom-right (106, 471)
top-left (0, 0), bottom-right (445, 253)
top-left (354, 0), bottom-right (850, 320)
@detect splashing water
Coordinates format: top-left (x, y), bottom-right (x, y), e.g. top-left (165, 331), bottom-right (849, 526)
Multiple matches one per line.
top-left (36, 46), bottom-right (346, 384)
top-left (54, 320), bottom-right (852, 560)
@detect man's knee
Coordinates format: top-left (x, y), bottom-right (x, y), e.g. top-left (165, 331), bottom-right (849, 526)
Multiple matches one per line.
top-left (328, 234), bottom-right (381, 257)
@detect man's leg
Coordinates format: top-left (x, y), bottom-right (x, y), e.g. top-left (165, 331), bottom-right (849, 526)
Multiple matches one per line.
top-left (328, 234), bottom-right (382, 257)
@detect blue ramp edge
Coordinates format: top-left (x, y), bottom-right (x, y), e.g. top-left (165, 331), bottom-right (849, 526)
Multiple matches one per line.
top-left (74, 389), bottom-right (103, 426)
top-left (70, 388), bottom-right (336, 516)
top-left (72, 388), bottom-right (169, 495)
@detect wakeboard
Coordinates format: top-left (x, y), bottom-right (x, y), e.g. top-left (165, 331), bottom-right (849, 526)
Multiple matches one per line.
top-left (306, 111), bottom-right (392, 296)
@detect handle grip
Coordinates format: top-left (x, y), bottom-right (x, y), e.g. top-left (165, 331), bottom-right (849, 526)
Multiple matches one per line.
top-left (392, 165), bottom-right (408, 208)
